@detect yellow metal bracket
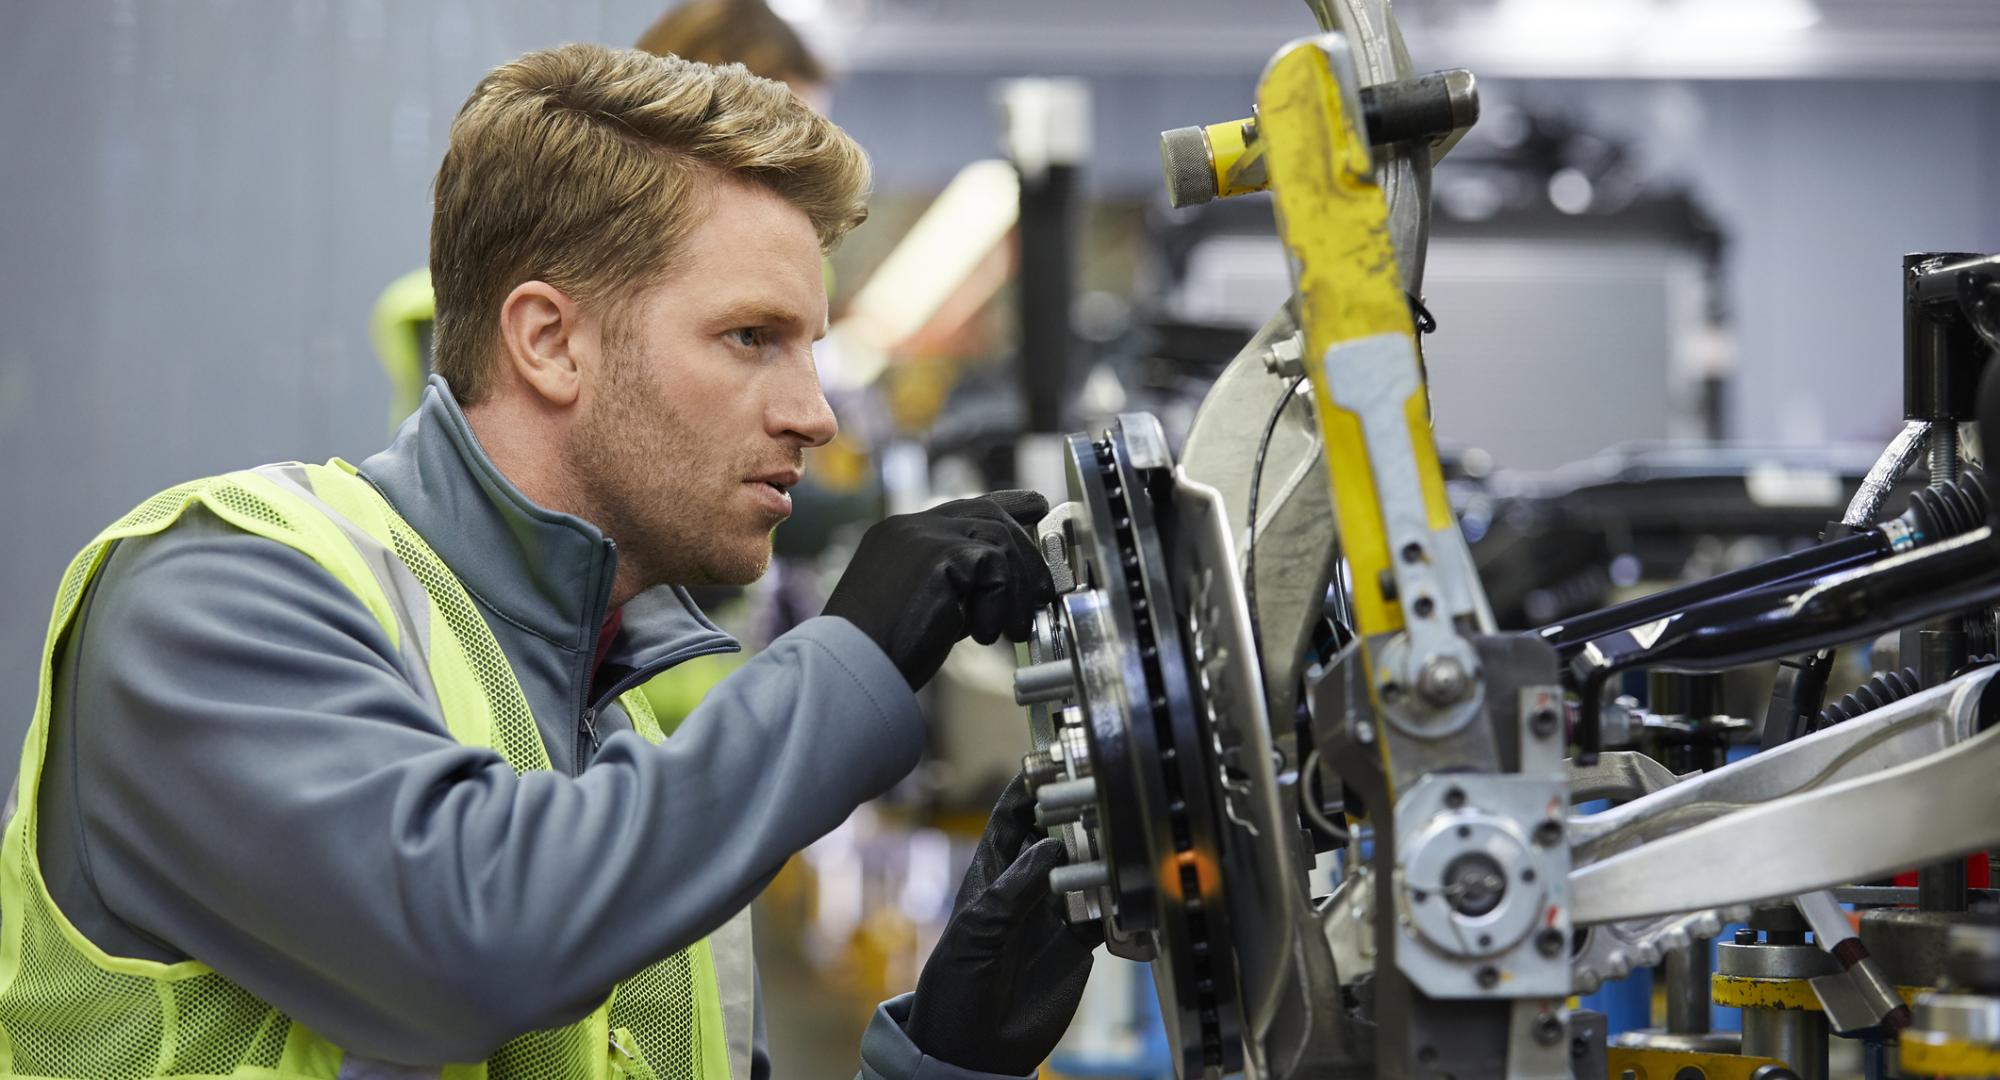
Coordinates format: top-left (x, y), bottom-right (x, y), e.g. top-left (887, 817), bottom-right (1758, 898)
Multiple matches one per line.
top-left (1254, 35), bottom-right (1453, 640)
top-left (1607, 1045), bottom-right (1793, 1080)
top-left (1903, 1031), bottom-right (2000, 1077)
top-left (1712, 974), bottom-right (1924, 1013)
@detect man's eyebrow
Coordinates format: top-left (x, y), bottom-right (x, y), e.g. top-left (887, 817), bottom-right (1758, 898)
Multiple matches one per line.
top-left (708, 299), bottom-right (808, 331)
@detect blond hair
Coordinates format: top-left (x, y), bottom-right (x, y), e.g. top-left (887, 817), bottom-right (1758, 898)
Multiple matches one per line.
top-left (429, 42), bottom-right (870, 403)
top-left (636, 0), bottom-right (826, 85)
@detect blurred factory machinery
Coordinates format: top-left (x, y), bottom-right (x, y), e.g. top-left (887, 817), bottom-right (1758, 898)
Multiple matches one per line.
top-left (980, 1), bottom-right (2000, 1078)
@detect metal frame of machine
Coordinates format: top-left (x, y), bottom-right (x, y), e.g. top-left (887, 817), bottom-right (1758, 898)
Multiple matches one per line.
top-left (1003, 3), bottom-right (2000, 1078)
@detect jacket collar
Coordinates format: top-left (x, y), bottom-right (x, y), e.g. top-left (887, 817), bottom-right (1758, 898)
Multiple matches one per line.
top-left (357, 376), bottom-right (736, 678)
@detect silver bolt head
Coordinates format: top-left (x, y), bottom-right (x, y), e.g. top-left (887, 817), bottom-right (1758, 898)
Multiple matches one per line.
top-left (1417, 655), bottom-right (1472, 706)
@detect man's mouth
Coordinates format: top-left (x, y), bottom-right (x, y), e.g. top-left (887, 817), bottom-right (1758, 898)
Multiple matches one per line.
top-left (746, 469), bottom-right (802, 494)
top-left (744, 469), bottom-right (802, 514)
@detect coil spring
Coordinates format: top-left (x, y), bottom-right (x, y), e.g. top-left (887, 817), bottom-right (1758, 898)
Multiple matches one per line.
top-left (1816, 667), bottom-right (1919, 730)
top-left (1908, 468), bottom-right (1991, 539)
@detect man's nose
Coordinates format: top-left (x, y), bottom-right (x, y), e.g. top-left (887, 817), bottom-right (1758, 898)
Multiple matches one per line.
top-left (774, 362), bottom-right (838, 449)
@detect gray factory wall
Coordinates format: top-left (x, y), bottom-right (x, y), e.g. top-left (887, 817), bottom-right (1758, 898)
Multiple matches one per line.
top-left (2, 0), bottom-right (1997, 776)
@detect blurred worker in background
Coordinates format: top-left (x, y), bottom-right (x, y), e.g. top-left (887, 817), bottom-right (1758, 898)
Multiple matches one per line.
top-left (638, 0), bottom-right (829, 105)
top-left (2, 43), bottom-right (1095, 1080)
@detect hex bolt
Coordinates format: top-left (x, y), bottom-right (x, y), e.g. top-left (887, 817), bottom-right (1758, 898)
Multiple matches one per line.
top-left (1735, 928), bottom-right (1758, 945)
top-left (1014, 659), bottom-right (1078, 705)
top-left (1476, 966), bottom-right (1500, 989)
top-left (1534, 1014), bottom-right (1564, 1046)
top-left (1049, 860), bottom-right (1111, 894)
top-left (1417, 655), bottom-right (1471, 707)
top-left (1021, 749), bottom-right (1062, 787)
top-left (1537, 928), bottom-right (1566, 957)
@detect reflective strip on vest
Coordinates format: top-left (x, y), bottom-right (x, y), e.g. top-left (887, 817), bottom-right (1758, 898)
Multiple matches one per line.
top-left (711, 909), bottom-right (756, 1080)
top-left (0, 462), bottom-right (740, 1079)
top-left (260, 464), bottom-right (442, 713)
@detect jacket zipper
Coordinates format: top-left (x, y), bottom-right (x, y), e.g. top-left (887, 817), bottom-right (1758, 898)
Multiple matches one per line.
top-left (575, 539), bottom-right (617, 772)
top-left (571, 638), bottom-right (742, 767)
top-left (588, 640), bottom-right (742, 715)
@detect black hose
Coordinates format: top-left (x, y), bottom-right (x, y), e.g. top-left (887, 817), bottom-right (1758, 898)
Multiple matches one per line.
top-left (1549, 470), bottom-right (1994, 659)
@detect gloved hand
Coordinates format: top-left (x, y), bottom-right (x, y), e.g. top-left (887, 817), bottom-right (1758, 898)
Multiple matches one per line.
top-left (823, 491), bottom-right (1055, 690)
top-left (904, 773), bottom-right (1102, 1076)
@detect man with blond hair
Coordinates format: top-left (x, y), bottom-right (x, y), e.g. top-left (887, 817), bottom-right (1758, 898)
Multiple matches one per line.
top-left (0, 44), bottom-right (1093, 1080)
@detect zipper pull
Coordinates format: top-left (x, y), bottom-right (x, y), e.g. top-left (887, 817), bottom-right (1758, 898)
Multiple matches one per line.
top-left (580, 706), bottom-right (601, 754)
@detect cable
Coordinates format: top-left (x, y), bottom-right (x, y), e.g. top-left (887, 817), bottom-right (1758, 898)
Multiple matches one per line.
top-left (1298, 746), bottom-right (1350, 843)
top-left (1245, 373), bottom-right (1309, 660)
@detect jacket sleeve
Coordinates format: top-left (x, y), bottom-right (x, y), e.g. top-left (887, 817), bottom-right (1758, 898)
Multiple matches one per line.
top-left (54, 508), bottom-right (926, 1064)
top-left (855, 995), bottom-right (1039, 1080)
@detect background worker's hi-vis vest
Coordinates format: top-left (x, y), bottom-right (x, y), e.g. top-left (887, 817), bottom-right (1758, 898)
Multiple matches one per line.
top-left (0, 461), bottom-right (749, 1080)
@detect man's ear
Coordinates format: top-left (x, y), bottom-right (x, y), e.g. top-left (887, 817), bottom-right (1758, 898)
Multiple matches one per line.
top-left (497, 280), bottom-right (588, 408)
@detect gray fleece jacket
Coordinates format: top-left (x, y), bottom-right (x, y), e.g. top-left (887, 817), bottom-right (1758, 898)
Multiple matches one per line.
top-left (35, 376), bottom-right (1029, 1079)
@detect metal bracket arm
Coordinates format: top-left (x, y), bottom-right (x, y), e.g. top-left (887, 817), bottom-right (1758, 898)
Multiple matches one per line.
top-left (1571, 674), bottom-right (2000, 923)
top-left (1568, 664), bottom-right (1991, 862)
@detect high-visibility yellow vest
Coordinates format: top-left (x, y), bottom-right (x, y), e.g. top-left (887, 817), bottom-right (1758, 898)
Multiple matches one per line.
top-left (0, 461), bottom-right (745, 1079)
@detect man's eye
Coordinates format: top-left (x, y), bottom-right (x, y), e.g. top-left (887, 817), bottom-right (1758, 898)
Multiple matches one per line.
top-left (728, 327), bottom-right (762, 349)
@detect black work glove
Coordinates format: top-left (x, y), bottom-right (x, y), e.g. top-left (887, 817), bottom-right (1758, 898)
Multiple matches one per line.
top-left (824, 491), bottom-right (1056, 690)
top-left (905, 773), bottom-right (1103, 1076)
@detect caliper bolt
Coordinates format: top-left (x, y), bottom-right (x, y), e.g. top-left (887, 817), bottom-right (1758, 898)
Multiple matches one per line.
top-left (1529, 706), bottom-right (1560, 738)
top-left (1417, 655), bottom-right (1471, 707)
top-left (1534, 1014), bottom-right (1564, 1045)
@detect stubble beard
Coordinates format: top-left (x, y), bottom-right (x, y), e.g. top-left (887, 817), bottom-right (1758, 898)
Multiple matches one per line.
top-left (563, 350), bottom-right (774, 593)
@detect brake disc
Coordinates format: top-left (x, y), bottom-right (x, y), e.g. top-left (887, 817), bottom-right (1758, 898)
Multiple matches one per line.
top-left (1032, 413), bottom-right (1246, 1077)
